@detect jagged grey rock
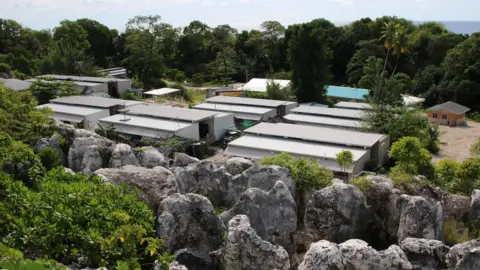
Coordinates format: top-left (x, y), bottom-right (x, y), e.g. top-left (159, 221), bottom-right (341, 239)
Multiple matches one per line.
top-left (68, 135), bottom-right (115, 172)
top-left (109, 143), bottom-right (139, 168)
top-left (469, 190), bottom-right (480, 220)
top-left (446, 239), bottom-right (480, 270)
top-left (81, 145), bottom-right (103, 173)
top-left (227, 165), bottom-right (295, 206)
top-left (218, 215), bottom-right (290, 270)
top-left (220, 181), bottom-right (297, 254)
top-left (304, 182), bottom-right (375, 244)
top-left (298, 239), bottom-right (412, 270)
top-left (444, 193), bottom-right (471, 221)
top-left (95, 165), bottom-right (178, 210)
top-left (135, 147), bottom-right (168, 168)
top-left (172, 152), bottom-right (199, 167)
top-left (168, 261), bottom-right (187, 270)
top-left (34, 138), bottom-right (53, 153)
top-left (225, 157), bottom-right (253, 175)
top-left (400, 238), bottom-right (449, 270)
top-left (395, 195), bottom-right (444, 243)
top-left (64, 167), bottom-right (75, 175)
top-left (157, 193), bottom-right (225, 269)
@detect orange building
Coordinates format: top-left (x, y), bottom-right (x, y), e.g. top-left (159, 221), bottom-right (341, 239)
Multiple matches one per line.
top-left (426, 101), bottom-right (470, 126)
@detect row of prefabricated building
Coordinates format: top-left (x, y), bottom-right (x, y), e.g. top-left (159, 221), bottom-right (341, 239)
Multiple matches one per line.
top-left (37, 95), bottom-right (389, 177)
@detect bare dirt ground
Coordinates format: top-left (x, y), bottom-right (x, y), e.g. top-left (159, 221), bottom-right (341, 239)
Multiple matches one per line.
top-left (432, 121), bottom-right (480, 163)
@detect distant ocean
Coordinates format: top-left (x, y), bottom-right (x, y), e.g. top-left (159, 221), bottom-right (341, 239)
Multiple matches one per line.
top-left (417, 21), bottom-right (480, 35)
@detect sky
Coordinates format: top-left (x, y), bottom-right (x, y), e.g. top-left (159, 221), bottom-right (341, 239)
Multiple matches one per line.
top-left (1, 0), bottom-right (479, 31)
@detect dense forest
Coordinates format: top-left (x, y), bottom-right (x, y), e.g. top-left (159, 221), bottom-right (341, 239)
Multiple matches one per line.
top-left (1, 15), bottom-right (480, 109)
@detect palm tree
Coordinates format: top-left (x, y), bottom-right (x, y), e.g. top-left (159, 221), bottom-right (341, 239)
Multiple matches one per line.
top-left (378, 22), bottom-right (396, 88)
top-left (391, 27), bottom-right (410, 75)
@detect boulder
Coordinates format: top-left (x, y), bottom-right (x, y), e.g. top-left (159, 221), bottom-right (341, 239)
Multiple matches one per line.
top-left (109, 143), bottom-right (139, 168)
top-left (81, 145), bottom-right (103, 173)
top-left (168, 261), bottom-right (187, 270)
top-left (446, 239), bottom-right (480, 270)
top-left (225, 157), bottom-right (253, 175)
top-left (298, 239), bottom-right (412, 270)
top-left (68, 136), bottom-right (114, 172)
top-left (95, 165), bottom-right (179, 210)
top-left (400, 238), bottom-right (449, 270)
top-left (220, 181), bottom-right (297, 254)
top-left (34, 138), bottom-right (53, 153)
top-left (443, 193), bottom-right (471, 221)
top-left (395, 195), bottom-right (444, 243)
top-left (217, 215), bottom-right (290, 270)
top-left (172, 152), bottom-right (199, 167)
top-left (469, 190), bottom-right (480, 220)
top-left (135, 147), bottom-right (168, 168)
top-left (156, 193), bottom-right (225, 269)
top-left (304, 182), bottom-right (375, 244)
top-left (226, 165), bottom-right (295, 206)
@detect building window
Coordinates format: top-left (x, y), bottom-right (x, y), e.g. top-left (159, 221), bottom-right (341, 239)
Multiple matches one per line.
top-left (433, 113), bottom-right (438, 119)
top-left (442, 114), bottom-right (448, 120)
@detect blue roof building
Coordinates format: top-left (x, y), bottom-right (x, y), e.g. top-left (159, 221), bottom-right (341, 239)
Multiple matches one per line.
top-left (326, 86), bottom-right (369, 101)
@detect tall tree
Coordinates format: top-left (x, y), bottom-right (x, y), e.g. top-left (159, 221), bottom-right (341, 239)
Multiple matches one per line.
top-left (391, 27), bottom-right (410, 75)
top-left (209, 25), bottom-right (237, 85)
top-left (176, 21), bottom-right (213, 77)
top-left (76, 18), bottom-right (117, 67)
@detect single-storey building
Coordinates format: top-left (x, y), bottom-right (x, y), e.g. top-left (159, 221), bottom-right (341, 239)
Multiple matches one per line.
top-left (327, 86), bottom-right (369, 101)
top-left (290, 105), bottom-right (365, 120)
top-left (240, 78), bottom-right (291, 92)
top-left (37, 103), bottom-right (110, 130)
top-left (26, 78), bottom-right (108, 94)
top-left (36, 75), bottom-right (132, 97)
top-left (194, 103), bottom-right (277, 122)
top-left (283, 113), bottom-right (364, 130)
top-left (205, 95), bottom-right (298, 116)
top-left (0, 78), bottom-right (32, 91)
top-left (427, 101), bottom-right (470, 126)
top-left (50, 96), bottom-right (144, 115)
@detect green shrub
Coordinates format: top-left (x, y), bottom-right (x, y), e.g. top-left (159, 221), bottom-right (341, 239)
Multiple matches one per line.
top-left (389, 166), bottom-right (415, 188)
top-left (352, 176), bottom-right (374, 193)
top-left (471, 138), bottom-right (480, 157)
top-left (121, 90), bottom-right (141, 101)
top-left (444, 221), bottom-right (474, 246)
top-left (245, 91), bottom-right (267, 99)
top-left (37, 147), bottom-right (63, 171)
top-left (192, 73), bottom-right (204, 86)
top-left (0, 63), bottom-right (12, 77)
top-left (0, 244), bottom-right (65, 270)
top-left (260, 153), bottom-right (332, 192)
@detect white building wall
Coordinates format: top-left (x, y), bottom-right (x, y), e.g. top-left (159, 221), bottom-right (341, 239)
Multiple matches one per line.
top-left (212, 114), bottom-right (235, 140)
top-left (352, 149), bottom-right (372, 176)
top-left (84, 109), bottom-right (111, 131)
top-left (93, 83), bottom-right (109, 93)
top-left (116, 80), bottom-right (132, 95)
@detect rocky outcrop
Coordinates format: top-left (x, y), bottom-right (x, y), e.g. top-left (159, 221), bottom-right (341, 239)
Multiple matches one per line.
top-left (157, 193), bottom-right (225, 269)
top-left (34, 137), bottom-right (60, 153)
top-left (400, 238), bottom-right (449, 270)
top-left (81, 145), bottom-right (103, 173)
top-left (135, 147), bottom-right (168, 169)
top-left (298, 239), bottom-right (412, 270)
top-left (95, 165), bottom-right (178, 210)
top-left (225, 157), bottom-right (253, 175)
top-left (443, 193), bottom-right (471, 221)
top-left (395, 195), bottom-right (444, 243)
top-left (217, 215), bottom-right (290, 270)
top-left (172, 153), bottom-right (199, 167)
top-left (220, 181), bottom-right (297, 254)
top-left (109, 143), bottom-right (139, 168)
top-left (304, 182), bottom-right (375, 244)
top-left (68, 135), bottom-right (115, 172)
top-left (446, 239), bottom-right (480, 270)
top-left (168, 261), bottom-right (187, 270)
top-left (469, 190), bottom-right (480, 220)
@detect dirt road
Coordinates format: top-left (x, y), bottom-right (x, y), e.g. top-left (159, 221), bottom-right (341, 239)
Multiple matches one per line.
top-left (432, 121), bottom-right (480, 163)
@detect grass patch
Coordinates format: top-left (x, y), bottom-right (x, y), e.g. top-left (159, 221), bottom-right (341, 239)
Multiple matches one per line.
top-left (352, 176), bottom-right (374, 193)
top-left (444, 220), bottom-right (475, 246)
top-left (470, 138), bottom-right (480, 157)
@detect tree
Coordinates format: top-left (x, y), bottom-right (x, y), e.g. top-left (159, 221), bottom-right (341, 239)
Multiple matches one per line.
top-left (209, 25), bottom-right (237, 85)
top-left (29, 80), bottom-right (80, 105)
top-left (288, 20), bottom-right (332, 103)
top-left (453, 158), bottom-right (480, 195)
top-left (391, 26), bottom-right (410, 75)
top-left (76, 18), bottom-right (117, 67)
top-left (266, 79), bottom-right (290, 100)
top-left (379, 22), bottom-right (396, 78)
top-left (37, 146), bottom-right (63, 171)
top-left (437, 159), bottom-right (461, 187)
top-left (388, 136), bottom-right (434, 178)
top-left (336, 150), bottom-right (354, 173)
top-left (346, 40), bottom-right (385, 86)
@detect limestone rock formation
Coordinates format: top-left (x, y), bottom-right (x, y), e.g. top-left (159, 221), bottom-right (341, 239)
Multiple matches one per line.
top-left (446, 239), bottom-right (480, 270)
top-left (109, 143), bottom-right (139, 168)
top-left (95, 165), bottom-right (178, 210)
top-left (156, 193), bottom-right (225, 269)
top-left (68, 135), bottom-right (115, 172)
top-left (395, 195), bottom-right (444, 243)
top-left (469, 190), bottom-right (480, 220)
top-left (135, 147), bottom-right (169, 168)
top-left (81, 145), bottom-right (103, 173)
top-left (168, 261), bottom-right (188, 270)
top-left (217, 215), bottom-right (290, 270)
top-left (443, 193), bottom-right (471, 221)
top-left (172, 152), bottom-right (199, 167)
top-left (225, 157), bottom-right (253, 175)
top-left (220, 181), bottom-right (297, 254)
top-left (304, 182), bottom-right (375, 244)
top-left (400, 238), bottom-right (449, 270)
top-left (298, 239), bottom-right (412, 270)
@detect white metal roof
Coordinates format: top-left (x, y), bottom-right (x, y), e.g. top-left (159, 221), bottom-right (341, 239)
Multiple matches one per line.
top-left (127, 104), bottom-right (218, 122)
top-left (284, 114), bottom-right (363, 129)
top-left (0, 78), bottom-right (32, 91)
top-left (245, 122), bottom-right (385, 148)
top-left (240, 78), bottom-right (291, 93)
top-left (144, 88), bottom-right (180, 97)
top-left (37, 103), bottom-right (105, 116)
top-left (225, 135), bottom-right (367, 162)
top-left (50, 96), bottom-right (133, 108)
top-left (206, 95), bottom-right (288, 108)
top-left (334, 101), bottom-right (373, 110)
top-left (291, 106), bottom-right (365, 120)
top-left (194, 103), bottom-right (275, 115)
top-left (100, 114), bottom-right (192, 132)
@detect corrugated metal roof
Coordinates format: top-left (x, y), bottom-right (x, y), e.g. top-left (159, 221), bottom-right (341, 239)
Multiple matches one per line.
top-left (37, 103), bottom-right (104, 116)
top-left (100, 114), bottom-right (192, 131)
top-left (206, 95), bottom-right (288, 107)
top-left (245, 122), bottom-right (385, 148)
top-left (326, 85), bottom-right (369, 100)
top-left (0, 78), bottom-right (31, 91)
top-left (284, 114), bottom-right (363, 129)
top-left (51, 96), bottom-right (132, 108)
top-left (127, 104), bottom-right (218, 122)
top-left (194, 103), bottom-right (275, 115)
top-left (144, 88), bottom-right (180, 96)
top-left (37, 74), bottom-right (116, 83)
top-left (334, 101), bottom-right (372, 110)
top-left (291, 106), bottom-right (365, 120)
top-left (240, 78), bottom-right (291, 93)
top-left (226, 134), bottom-right (367, 161)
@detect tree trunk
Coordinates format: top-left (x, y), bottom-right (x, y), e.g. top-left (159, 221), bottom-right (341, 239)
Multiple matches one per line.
top-left (378, 48), bottom-right (390, 89)
top-left (392, 53), bottom-right (401, 76)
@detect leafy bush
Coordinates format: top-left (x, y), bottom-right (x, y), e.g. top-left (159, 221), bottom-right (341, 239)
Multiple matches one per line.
top-left (352, 176), bottom-right (374, 193)
top-left (244, 91), bottom-right (267, 99)
top-left (171, 83), bottom-right (193, 103)
top-left (389, 166), bottom-right (415, 188)
top-left (0, 63), bottom-right (12, 77)
top-left (121, 90), bottom-right (141, 101)
top-left (260, 153), bottom-right (332, 192)
top-left (0, 168), bottom-right (161, 268)
top-left (192, 73), bottom-right (205, 86)
top-left (388, 136), bottom-right (435, 178)
top-left (37, 147), bottom-right (63, 171)
top-left (266, 80), bottom-right (290, 101)
top-left (444, 221), bottom-right (475, 246)
top-left (450, 158), bottom-right (480, 195)
top-left (0, 244), bottom-right (65, 270)
top-left (470, 138), bottom-right (480, 157)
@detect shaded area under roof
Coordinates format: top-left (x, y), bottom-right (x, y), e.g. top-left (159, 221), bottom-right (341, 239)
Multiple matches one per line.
top-left (37, 103), bottom-right (104, 116)
top-left (194, 103), bottom-right (276, 121)
top-left (127, 104), bottom-right (219, 122)
top-left (0, 78), bottom-right (31, 91)
top-left (326, 85), bottom-right (369, 100)
top-left (245, 122), bottom-right (385, 148)
top-left (334, 101), bottom-right (372, 110)
top-left (144, 88), bottom-right (180, 97)
top-left (284, 114), bottom-right (363, 129)
top-left (206, 95), bottom-right (288, 108)
top-left (427, 101), bottom-right (470, 115)
top-left (50, 96), bottom-right (136, 108)
top-left (291, 106), bottom-right (365, 120)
